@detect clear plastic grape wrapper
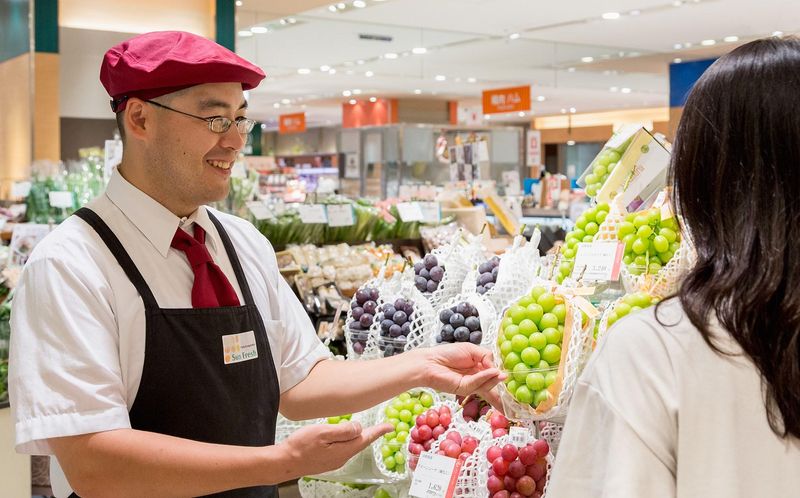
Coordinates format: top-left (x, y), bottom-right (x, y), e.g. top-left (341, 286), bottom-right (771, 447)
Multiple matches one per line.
top-left (431, 293), bottom-right (498, 350)
top-left (412, 230), bottom-right (484, 311)
top-left (474, 432), bottom-right (554, 498)
top-left (493, 284), bottom-right (596, 423)
top-left (372, 388), bottom-right (441, 482)
top-left (536, 421), bottom-right (564, 458)
top-left (345, 267), bottom-right (388, 360)
top-left (462, 229), bottom-right (543, 313)
top-left (595, 290), bottom-right (662, 346)
top-left (576, 124), bottom-right (641, 199)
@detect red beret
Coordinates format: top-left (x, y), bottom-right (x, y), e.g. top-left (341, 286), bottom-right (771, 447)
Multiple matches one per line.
top-left (100, 31), bottom-right (265, 112)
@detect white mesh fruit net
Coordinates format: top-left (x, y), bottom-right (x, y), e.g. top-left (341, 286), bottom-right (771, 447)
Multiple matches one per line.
top-left (430, 293), bottom-right (499, 350)
top-left (593, 196), bottom-right (627, 243)
top-left (620, 238), bottom-right (695, 299)
top-left (420, 420), bottom-right (493, 498)
top-left (345, 268), bottom-right (388, 361)
top-left (297, 478), bottom-right (377, 498)
top-left (422, 232), bottom-right (484, 310)
top-left (537, 421), bottom-right (564, 458)
top-left (473, 433), bottom-right (554, 498)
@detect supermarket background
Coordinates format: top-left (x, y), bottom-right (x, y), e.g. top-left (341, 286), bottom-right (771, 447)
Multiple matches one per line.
top-left (0, 0), bottom-right (798, 496)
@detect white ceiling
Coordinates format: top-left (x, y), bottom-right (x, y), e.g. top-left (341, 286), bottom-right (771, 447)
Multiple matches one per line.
top-left (235, 0), bottom-right (800, 127)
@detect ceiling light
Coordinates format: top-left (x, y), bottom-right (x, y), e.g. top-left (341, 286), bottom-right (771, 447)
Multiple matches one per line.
top-left (684, 42), bottom-right (693, 48)
top-left (235, 0), bottom-right (243, 6)
top-left (673, 0), bottom-right (683, 6)
top-left (301, 104), bottom-right (307, 109)
top-left (567, 67), bottom-right (576, 72)
top-left (297, 68), bottom-right (311, 74)
top-left (365, 71), bottom-right (374, 77)
top-left (281, 98), bottom-right (291, 104)
top-left (328, 5), bottom-right (337, 12)
top-left (279, 19), bottom-right (287, 25)
top-left (518, 111), bottom-right (526, 117)
top-left (260, 123), bottom-right (267, 130)
top-left (773, 31), bottom-right (784, 38)
top-left (629, 9), bottom-right (641, 15)
top-left (673, 58), bottom-right (683, 63)
top-left (509, 33), bottom-right (521, 40)
top-left (349, 99), bottom-right (357, 104)
top-left (342, 90), bottom-right (352, 97)
top-left (601, 12), bottom-right (620, 20)
top-left (723, 36), bottom-right (739, 42)
top-left (337, 2), bottom-right (346, 8)
top-left (250, 26), bottom-right (268, 34)
top-left (352, 89), bottom-right (362, 94)
top-left (320, 65), bottom-right (331, 72)
top-left (610, 86), bottom-right (619, 92)
top-left (484, 115), bottom-right (492, 120)
top-left (673, 43), bottom-right (683, 50)
top-left (412, 47), bottom-right (427, 55)
top-left (238, 30), bottom-right (253, 37)
top-left (369, 97), bottom-right (377, 103)
top-left (581, 56), bottom-right (594, 63)
top-left (384, 52), bottom-right (399, 59)
top-left (621, 87), bottom-right (632, 94)
top-left (356, 60), bottom-right (365, 65)
top-left (413, 89), bottom-right (422, 94)
top-left (467, 77), bottom-right (477, 83)
top-left (560, 108), bottom-right (567, 114)
top-left (536, 96), bottom-right (546, 102)
top-left (569, 107), bottom-right (577, 113)
top-left (435, 75), bottom-right (446, 81)
top-left (353, 0), bottom-right (367, 7)
top-left (329, 69), bottom-right (337, 75)
top-left (567, 140), bottom-right (576, 146)
top-left (701, 39), bottom-right (716, 46)
top-left (273, 103), bottom-right (280, 108)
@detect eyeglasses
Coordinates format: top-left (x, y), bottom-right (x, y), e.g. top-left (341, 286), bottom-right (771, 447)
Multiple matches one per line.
top-left (144, 100), bottom-right (256, 135)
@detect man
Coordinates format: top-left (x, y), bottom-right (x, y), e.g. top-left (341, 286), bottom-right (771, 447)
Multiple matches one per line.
top-left (9, 32), bottom-right (502, 498)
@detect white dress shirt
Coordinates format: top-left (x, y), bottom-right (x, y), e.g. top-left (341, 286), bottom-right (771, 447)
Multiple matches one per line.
top-left (547, 299), bottom-right (800, 498)
top-left (9, 170), bottom-right (331, 459)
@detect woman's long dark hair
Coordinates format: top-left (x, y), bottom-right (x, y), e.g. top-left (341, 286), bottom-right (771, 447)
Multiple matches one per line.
top-left (668, 37), bottom-right (800, 439)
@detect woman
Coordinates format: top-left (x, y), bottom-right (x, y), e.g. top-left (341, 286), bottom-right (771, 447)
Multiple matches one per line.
top-left (547, 37), bottom-right (800, 497)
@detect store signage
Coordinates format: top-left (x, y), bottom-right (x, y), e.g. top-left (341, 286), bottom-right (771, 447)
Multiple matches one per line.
top-left (526, 130), bottom-right (542, 167)
top-left (408, 452), bottom-right (462, 498)
top-left (10, 181), bottom-right (31, 198)
top-left (482, 85), bottom-right (531, 115)
top-left (326, 204), bottom-right (356, 227)
top-left (246, 201), bottom-right (274, 221)
top-left (396, 202), bottom-right (425, 222)
top-left (279, 113), bottom-right (306, 134)
top-left (297, 204), bottom-right (328, 224)
top-left (418, 202), bottom-right (442, 223)
top-left (571, 241), bottom-right (625, 282)
top-left (48, 191), bottom-right (74, 209)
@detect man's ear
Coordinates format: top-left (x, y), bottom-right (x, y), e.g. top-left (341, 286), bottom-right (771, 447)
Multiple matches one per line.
top-left (124, 99), bottom-right (151, 141)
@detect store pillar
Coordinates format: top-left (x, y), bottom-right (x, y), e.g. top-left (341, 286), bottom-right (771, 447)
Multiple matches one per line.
top-left (33, 0), bottom-right (60, 162)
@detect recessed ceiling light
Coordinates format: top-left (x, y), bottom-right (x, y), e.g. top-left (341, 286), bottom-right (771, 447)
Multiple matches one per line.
top-left (684, 42), bottom-right (693, 48)
top-left (673, 58), bottom-right (683, 63)
top-left (281, 98), bottom-right (291, 104)
top-left (413, 89), bottom-right (422, 94)
top-left (701, 39), bottom-right (716, 46)
top-left (610, 86), bottom-right (619, 92)
top-left (673, 43), bottom-right (683, 50)
top-left (601, 12), bottom-right (620, 20)
top-left (250, 26), bottom-right (268, 34)
top-left (723, 36), bottom-right (739, 42)
top-left (353, 0), bottom-right (366, 6)
top-left (621, 87), bottom-right (632, 94)
top-left (570, 107), bottom-right (577, 113)
top-left (467, 77), bottom-right (477, 83)
top-left (567, 67), bottom-right (576, 72)
top-left (352, 89), bottom-right (362, 95)
top-left (509, 33), bottom-right (521, 40)
top-left (629, 9), bottom-right (641, 15)
top-left (369, 97), bottom-right (377, 103)
top-left (297, 68), bottom-right (311, 74)
top-left (342, 90), bottom-right (352, 97)
top-left (412, 47), bottom-right (427, 55)
top-left (567, 140), bottom-right (576, 146)
top-left (435, 75), bottom-right (446, 81)
top-left (673, 0), bottom-right (683, 6)
top-left (773, 31), bottom-right (784, 37)
top-left (235, 0), bottom-right (243, 6)
top-left (484, 115), bottom-right (492, 120)
top-left (356, 60), bottom-right (365, 65)
top-left (581, 56), bottom-right (594, 63)
top-left (349, 99), bottom-right (357, 104)
top-left (320, 65), bottom-right (331, 72)
top-left (328, 5), bottom-right (337, 12)
top-left (560, 108), bottom-right (567, 114)
top-left (536, 96), bottom-right (546, 102)
top-left (518, 111), bottom-right (526, 117)
top-left (273, 103), bottom-right (280, 108)
top-left (337, 2), bottom-right (345, 9)
top-left (329, 69), bottom-right (337, 75)
top-left (384, 52), bottom-right (399, 59)
top-left (238, 30), bottom-right (253, 37)
top-left (365, 71), bottom-right (374, 77)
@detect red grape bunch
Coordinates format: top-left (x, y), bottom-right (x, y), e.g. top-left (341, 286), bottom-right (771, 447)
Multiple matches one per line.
top-left (488, 411), bottom-right (510, 438)
top-left (458, 395), bottom-right (491, 422)
top-left (414, 254), bottom-right (445, 294)
top-left (348, 286), bottom-right (380, 355)
top-left (408, 404), bottom-right (453, 470)
top-left (486, 439), bottom-right (550, 498)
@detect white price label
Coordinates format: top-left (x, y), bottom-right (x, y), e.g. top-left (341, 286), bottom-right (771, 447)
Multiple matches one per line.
top-left (10, 181), bottom-right (31, 198)
top-left (418, 202), bottom-right (441, 223)
top-left (48, 191), bottom-right (74, 209)
top-left (571, 241), bottom-right (625, 282)
top-left (297, 204), bottom-right (328, 224)
top-left (326, 204), bottom-right (355, 227)
top-left (509, 426), bottom-right (530, 447)
top-left (396, 202), bottom-right (424, 222)
top-left (246, 201), bottom-right (274, 221)
top-left (408, 452), bottom-right (462, 498)
top-left (230, 161), bottom-right (247, 179)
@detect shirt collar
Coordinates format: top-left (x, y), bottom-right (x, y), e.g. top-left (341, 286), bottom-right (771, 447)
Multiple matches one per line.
top-left (105, 169), bottom-right (220, 258)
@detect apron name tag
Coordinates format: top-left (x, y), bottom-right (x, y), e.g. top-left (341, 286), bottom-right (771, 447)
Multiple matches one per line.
top-left (222, 330), bottom-right (259, 365)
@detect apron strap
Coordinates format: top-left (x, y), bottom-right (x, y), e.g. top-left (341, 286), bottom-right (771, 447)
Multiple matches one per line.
top-left (207, 210), bottom-right (256, 307)
top-left (74, 207), bottom-right (160, 310)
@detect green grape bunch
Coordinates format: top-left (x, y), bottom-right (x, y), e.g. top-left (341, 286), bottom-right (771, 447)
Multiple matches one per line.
top-left (617, 208), bottom-right (681, 276)
top-left (606, 292), bottom-right (660, 327)
top-left (583, 136), bottom-right (633, 198)
top-left (557, 203), bottom-right (610, 283)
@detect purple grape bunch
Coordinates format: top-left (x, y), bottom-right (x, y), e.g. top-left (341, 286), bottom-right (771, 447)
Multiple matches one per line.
top-left (436, 301), bottom-right (483, 345)
top-left (414, 254), bottom-right (445, 294)
top-left (348, 286), bottom-right (380, 355)
top-left (376, 297), bottom-right (417, 357)
top-left (476, 256), bottom-right (500, 295)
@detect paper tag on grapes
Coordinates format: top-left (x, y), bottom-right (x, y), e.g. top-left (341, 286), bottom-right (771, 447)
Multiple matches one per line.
top-left (409, 453), bottom-right (462, 498)
top-left (571, 241), bottom-right (625, 282)
top-left (509, 426), bottom-right (529, 447)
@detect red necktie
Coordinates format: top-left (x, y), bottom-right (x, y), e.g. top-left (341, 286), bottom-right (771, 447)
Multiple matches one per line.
top-left (170, 225), bottom-right (241, 308)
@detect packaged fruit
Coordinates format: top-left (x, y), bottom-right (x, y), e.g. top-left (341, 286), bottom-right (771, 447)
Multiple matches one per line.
top-left (346, 285), bottom-right (381, 358)
top-left (375, 297), bottom-right (418, 357)
top-left (577, 124), bottom-right (639, 199)
top-left (481, 434), bottom-right (552, 498)
top-left (595, 291), bottom-right (660, 344)
top-left (413, 232), bottom-right (482, 309)
top-left (558, 204), bottom-right (610, 283)
top-left (617, 207), bottom-right (682, 277)
top-left (434, 295), bottom-right (497, 348)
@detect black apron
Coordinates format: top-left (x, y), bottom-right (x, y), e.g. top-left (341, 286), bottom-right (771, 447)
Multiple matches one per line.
top-left (69, 207), bottom-right (280, 498)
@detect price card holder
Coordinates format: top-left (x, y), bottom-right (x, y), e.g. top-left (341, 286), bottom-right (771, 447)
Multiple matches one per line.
top-left (408, 452), bottom-right (462, 498)
top-left (326, 204), bottom-right (355, 227)
top-left (246, 201), bottom-right (274, 221)
top-left (298, 204), bottom-right (328, 224)
top-left (48, 191), bottom-right (74, 209)
top-left (418, 202), bottom-right (441, 223)
top-left (509, 426), bottom-right (529, 447)
top-left (571, 241), bottom-right (625, 282)
top-left (11, 181), bottom-right (31, 198)
top-left (396, 202), bottom-right (424, 222)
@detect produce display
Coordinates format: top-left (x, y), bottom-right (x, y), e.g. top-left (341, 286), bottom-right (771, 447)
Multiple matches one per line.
top-left (488, 410), bottom-right (511, 438)
top-left (0, 296), bottom-right (11, 404)
top-left (557, 203), bottom-right (610, 283)
top-left (498, 286), bottom-right (565, 409)
top-left (459, 395), bottom-right (491, 422)
top-left (407, 404), bottom-right (453, 469)
top-left (435, 302), bottom-right (483, 345)
top-left (618, 207), bottom-right (682, 276)
top-left (326, 413), bottom-right (353, 424)
top-left (606, 292), bottom-right (659, 327)
top-left (432, 430), bottom-right (480, 461)
top-left (376, 298), bottom-right (418, 357)
top-left (414, 254), bottom-right (445, 294)
top-left (348, 286), bottom-right (381, 356)
top-left (581, 132), bottom-right (635, 198)
top-left (475, 256), bottom-right (500, 295)
top-left (485, 439), bottom-right (550, 498)
top-left (379, 391), bottom-right (435, 474)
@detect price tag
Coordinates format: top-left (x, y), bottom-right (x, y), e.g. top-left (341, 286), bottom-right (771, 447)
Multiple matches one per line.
top-left (246, 201), bottom-right (274, 221)
top-left (418, 202), bottom-right (441, 223)
top-left (396, 202), bottom-right (424, 222)
top-left (408, 452), bottom-right (462, 498)
top-left (509, 426), bottom-right (529, 447)
top-left (231, 161), bottom-right (247, 179)
top-left (48, 191), bottom-right (74, 209)
top-left (10, 181), bottom-right (31, 198)
top-left (326, 204), bottom-right (355, 227)
top-left (297, 204), bottom-right (328, 224)
top-left (571, 241), bottom-right (625, 282)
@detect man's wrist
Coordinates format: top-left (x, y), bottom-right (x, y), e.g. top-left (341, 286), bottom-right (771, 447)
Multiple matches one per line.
top-left (404, 347), bottom-right (436, 390)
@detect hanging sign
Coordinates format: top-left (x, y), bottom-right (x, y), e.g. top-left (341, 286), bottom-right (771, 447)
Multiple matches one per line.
top-left (482, 85), bottom-right (531, 114)
top-left (279, 113), bottom-right (306, 134)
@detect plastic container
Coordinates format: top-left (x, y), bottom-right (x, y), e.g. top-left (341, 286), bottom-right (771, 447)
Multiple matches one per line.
top-left (376, 337), bottom-right (408, 358)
